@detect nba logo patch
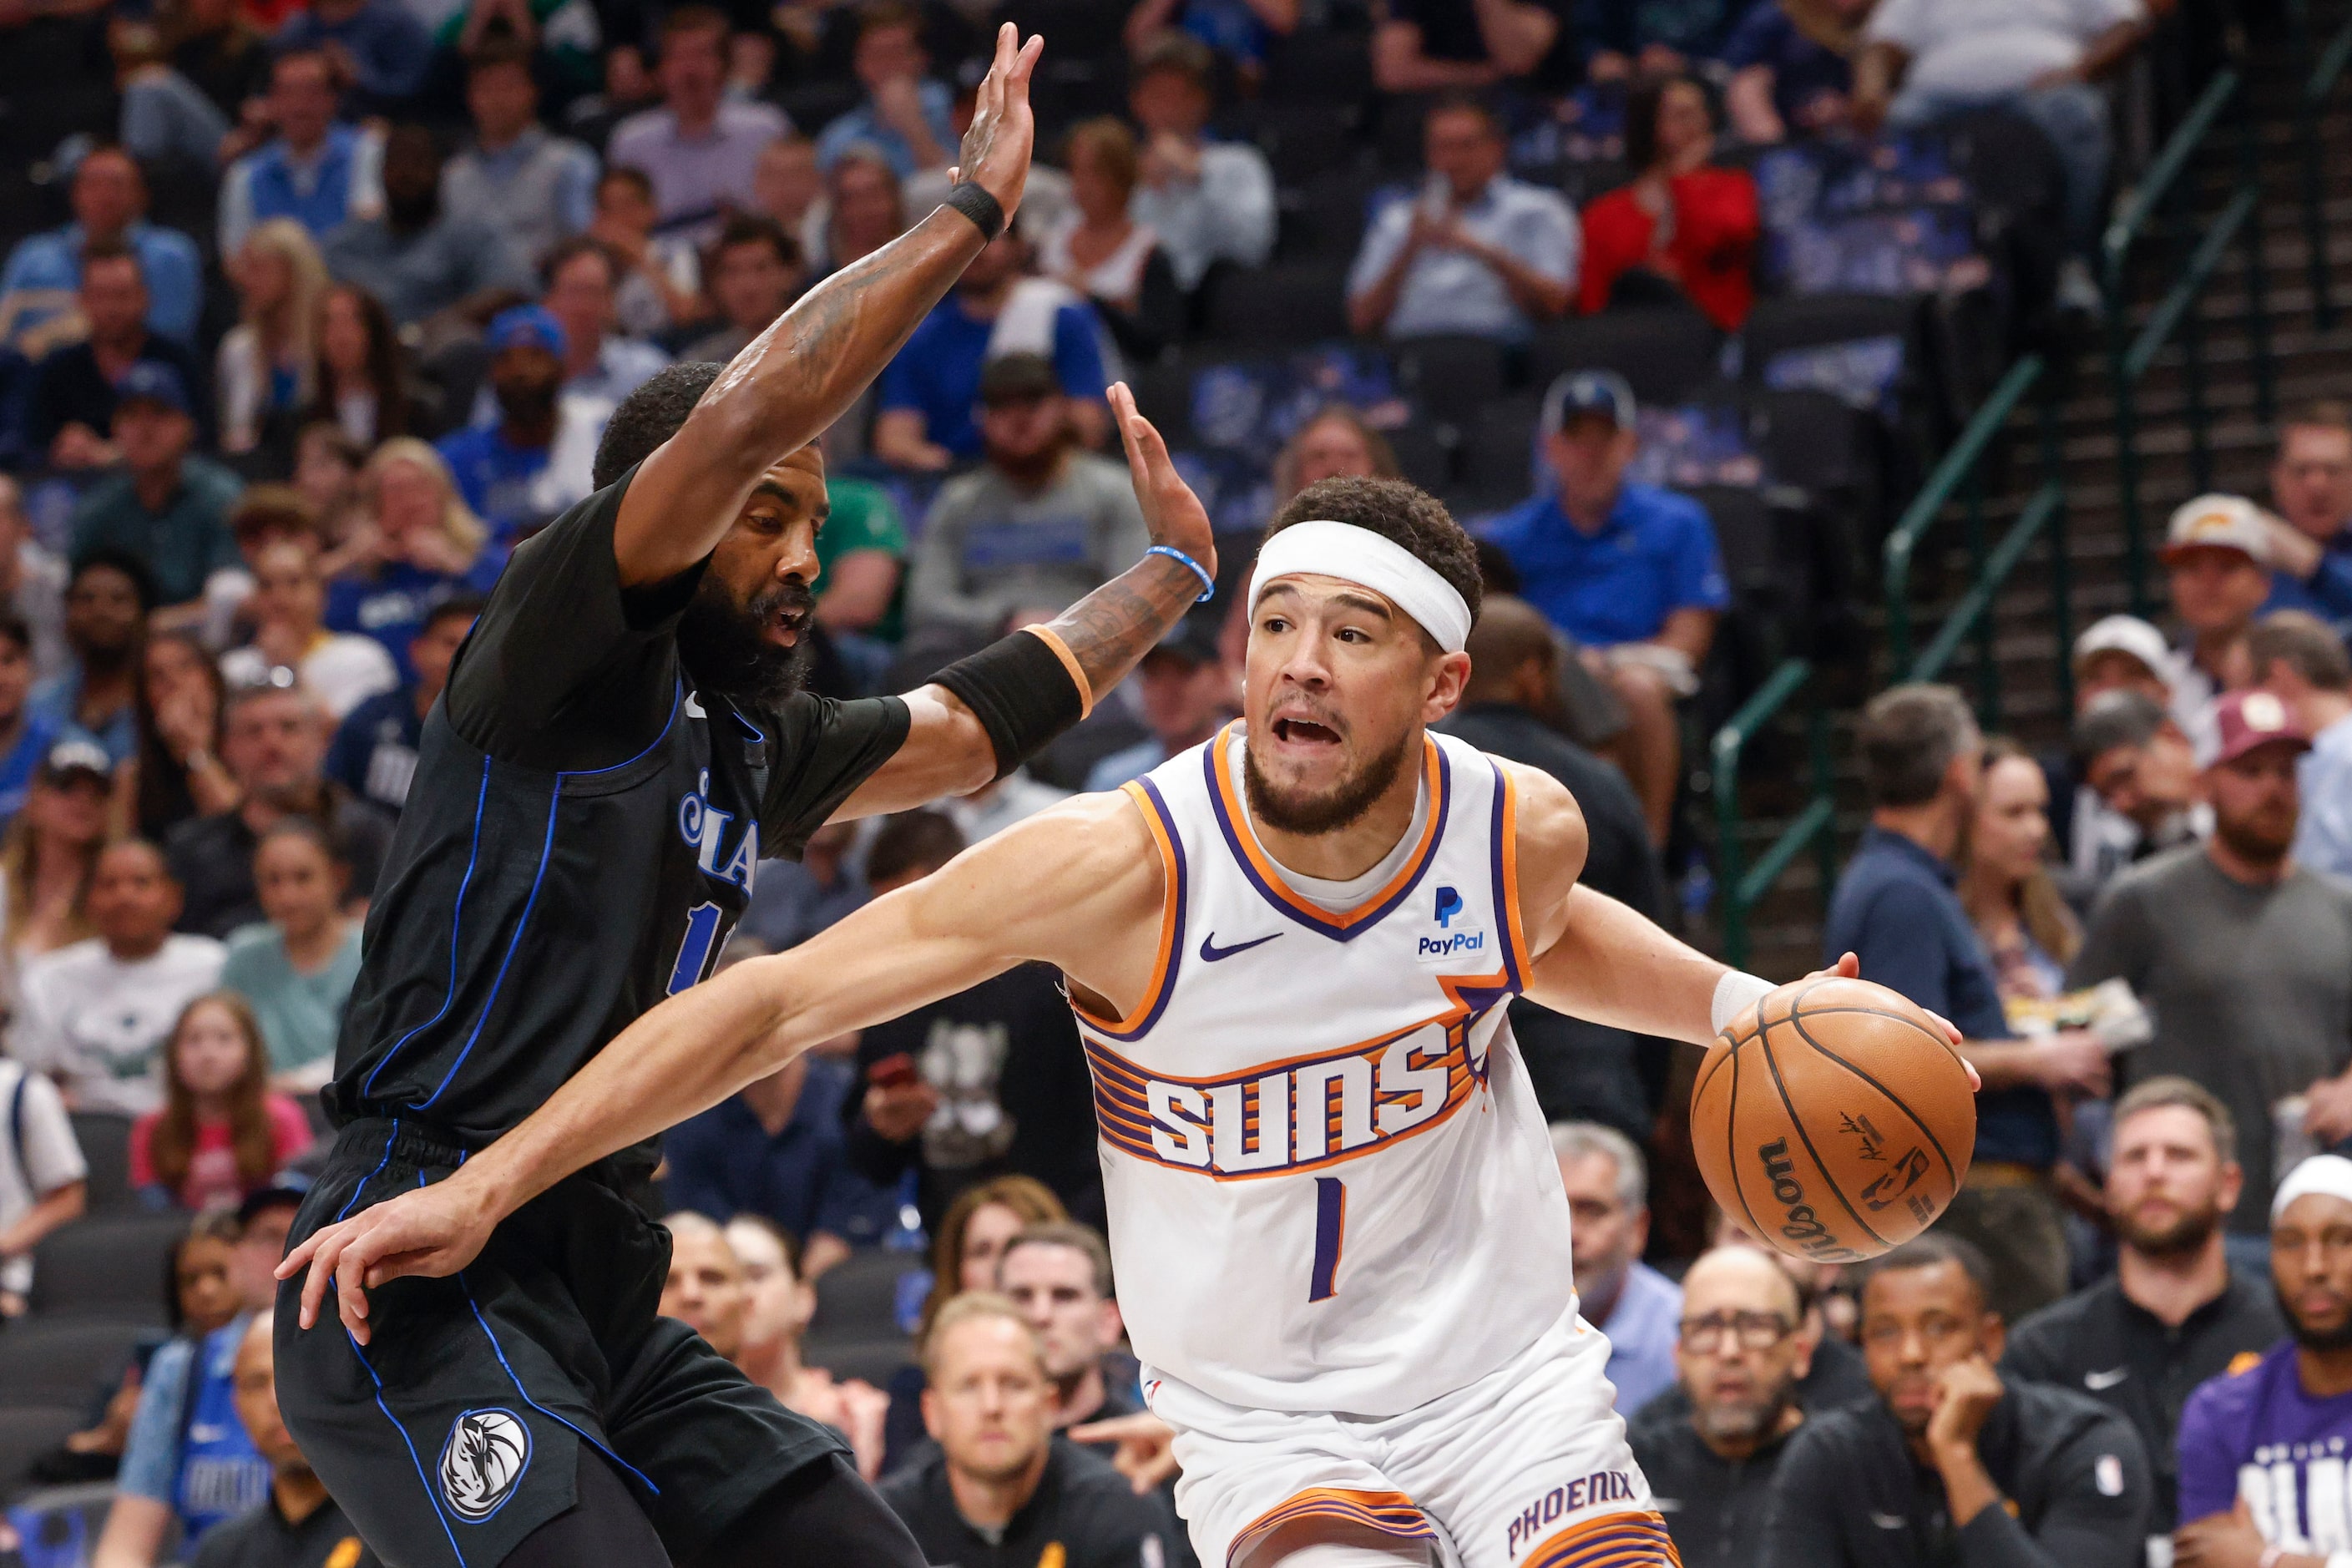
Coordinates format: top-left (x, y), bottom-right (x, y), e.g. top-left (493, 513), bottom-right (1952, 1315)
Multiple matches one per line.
top-left (438, 1409), bottom-right (531, 1522)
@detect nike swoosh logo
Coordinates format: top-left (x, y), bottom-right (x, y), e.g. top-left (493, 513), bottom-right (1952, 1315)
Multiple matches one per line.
top-left (2084, 1367), bottom-right (2130, 1390)
top-left (1199, 932), bottom-right (1282, 962)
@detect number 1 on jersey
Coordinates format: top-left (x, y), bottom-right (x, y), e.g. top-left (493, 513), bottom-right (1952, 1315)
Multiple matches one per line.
top-left (1308, 1176), bottom-right (1345, 1302)
top-left (667, 902), bottom-right (725, 995)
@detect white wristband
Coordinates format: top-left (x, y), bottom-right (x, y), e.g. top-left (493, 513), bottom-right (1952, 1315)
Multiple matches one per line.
top-left (1711, 970), bottom-right (1776, 1035)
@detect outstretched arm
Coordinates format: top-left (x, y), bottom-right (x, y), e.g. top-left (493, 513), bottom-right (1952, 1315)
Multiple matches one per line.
top-left (825, 381), bottom-right (1220, 818)
top-left (612, 24), bottom-right (1043, 587)
top-left (281, 791), bottom-right (1167, 1338)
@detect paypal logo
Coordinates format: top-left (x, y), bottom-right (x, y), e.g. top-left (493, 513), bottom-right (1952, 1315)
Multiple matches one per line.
top-left (1416, 930), bottom-right (1487, 962)
top-left (678, 768), bottom-right (759, 889)
top-left (1434, 886), bottom-right (1464, 928)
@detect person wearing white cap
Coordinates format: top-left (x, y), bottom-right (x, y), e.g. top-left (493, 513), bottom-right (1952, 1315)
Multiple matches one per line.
top-left (2162, 494), bottom-right (2277, 763)
top-left (2172, 1153), bottom-right (2352, 1564)
top-left (2051, 615), bottom-right (2186, 896)
top-left (281, 467), bottom-right (1920, 1568)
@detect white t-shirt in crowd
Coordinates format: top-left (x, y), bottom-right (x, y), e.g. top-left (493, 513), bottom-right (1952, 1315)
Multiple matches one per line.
top-left (220, 634), bottom-right (400, 720)
top-left (0, 1058), bottom-right (86, 1297)
top-left (1868, 0), bottom-right (2146, 98)
top-left (11, 934), bottom-right (228, 1115)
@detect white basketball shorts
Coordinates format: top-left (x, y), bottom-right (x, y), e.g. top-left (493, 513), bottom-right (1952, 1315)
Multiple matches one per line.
top-left (1142, 1303), bottom-right (1681, 1568)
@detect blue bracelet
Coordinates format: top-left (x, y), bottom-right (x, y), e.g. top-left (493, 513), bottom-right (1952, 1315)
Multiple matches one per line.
top-left (1149, 544), bottom-right (1216, 603)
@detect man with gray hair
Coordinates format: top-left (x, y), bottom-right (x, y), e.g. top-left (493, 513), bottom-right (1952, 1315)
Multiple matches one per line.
top-left (2071, 688), bottom-right (2207, 895)
top-left (1554, 1120), bottom-right (1682, 1412)
top-left (1823, 684), bottom-right (2109, 1325)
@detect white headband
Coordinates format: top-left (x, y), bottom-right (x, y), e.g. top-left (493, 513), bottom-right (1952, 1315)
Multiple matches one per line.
top-left (1248, 521), bottom-right (1473, 653)
top-left (2274, 1153), bottom-right (2352, 1222)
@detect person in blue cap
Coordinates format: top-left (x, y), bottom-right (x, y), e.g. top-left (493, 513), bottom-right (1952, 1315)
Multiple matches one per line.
top-left (68, 361), bottom-right (245, 609)
top-left (1484, 367), bottom-right (1730, 844)
top-left (433, 306), bottom-right (566, 544)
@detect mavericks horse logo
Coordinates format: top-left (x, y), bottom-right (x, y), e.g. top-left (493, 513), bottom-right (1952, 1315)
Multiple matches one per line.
top-left (438, 1409), bottom-right (530, 1521)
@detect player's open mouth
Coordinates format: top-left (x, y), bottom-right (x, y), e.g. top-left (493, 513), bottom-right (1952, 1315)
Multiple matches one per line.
top-left (768, 607), bottom-right (810, 647)
top-left (1271, 717), bottom-right (1342, 747)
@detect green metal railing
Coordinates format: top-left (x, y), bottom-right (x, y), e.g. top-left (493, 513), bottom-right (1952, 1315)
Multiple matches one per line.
top-left (1707, 8), bottom-right (2352, 967)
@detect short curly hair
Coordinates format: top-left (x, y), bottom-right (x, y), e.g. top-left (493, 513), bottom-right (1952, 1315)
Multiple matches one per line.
top-left (593, 361), bottom-right (726, 490)
top-left (1262, 476), bottom-right (1484, 628)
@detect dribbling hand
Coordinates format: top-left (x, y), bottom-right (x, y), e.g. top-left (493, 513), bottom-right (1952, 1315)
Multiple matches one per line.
top-left (945, 24), bottom-right (1044, 221)
top-left (1804, 952), bottom-right (1982, 1093)
top-left (1108, 382), bottom-right (1217, 583)
top-left (275, 1177), bottom-right (500, 1343)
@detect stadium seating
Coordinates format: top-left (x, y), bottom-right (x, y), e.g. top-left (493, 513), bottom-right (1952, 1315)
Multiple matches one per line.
top-left (26, 1213), bottom-right (188, 1323)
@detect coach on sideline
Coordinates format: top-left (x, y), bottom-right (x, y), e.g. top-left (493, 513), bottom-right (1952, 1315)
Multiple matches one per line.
top-left (1760, 1233), bottom-right (2151, 1568)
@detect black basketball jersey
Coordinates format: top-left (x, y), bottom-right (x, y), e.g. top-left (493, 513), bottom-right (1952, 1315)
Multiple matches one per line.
top-left (325, 469), bottom-right (909, 1149)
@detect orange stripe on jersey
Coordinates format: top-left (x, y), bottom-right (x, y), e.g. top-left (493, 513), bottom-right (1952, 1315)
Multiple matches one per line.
top-left (1523, 1511), bottom-right (1682, 1568)
top-left (1228, 1489), bottom-right (1437, 1567)
top-left (1207, 725), bottom-right (1447, 933)
top-left (1070, 780), bottom-right (1185, 1040)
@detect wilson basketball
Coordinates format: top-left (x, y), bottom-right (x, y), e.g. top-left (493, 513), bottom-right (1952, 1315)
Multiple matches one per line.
top-left (1691, 976), bottom-right (1976, 1264)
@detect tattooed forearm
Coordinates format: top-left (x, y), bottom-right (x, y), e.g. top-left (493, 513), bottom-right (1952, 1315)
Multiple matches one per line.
top-left (1046, 554), bottom-right (1204, 701)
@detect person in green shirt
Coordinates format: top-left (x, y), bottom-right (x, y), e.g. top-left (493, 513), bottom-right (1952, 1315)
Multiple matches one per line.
top-left (69, 362), bottom-right (243, 609)
top-left (812, 476), bottom-right (908, 692)
top-left (219, 818), bottom-right (362, 1095)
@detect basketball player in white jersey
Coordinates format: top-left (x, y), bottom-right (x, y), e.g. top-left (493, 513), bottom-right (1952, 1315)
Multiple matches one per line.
top-left (281, 412), bottom-right (1966, 1568)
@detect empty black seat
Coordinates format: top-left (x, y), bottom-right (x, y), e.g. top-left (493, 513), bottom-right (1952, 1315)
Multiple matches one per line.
top-left (1128, 357), bottom-right (1196, 448)
top-left (1201, 261), bottom-right (1353, 347)
top-left (1450, 393), bottom-right (1543, 513)
top-left (27, 1213), bottom-right (188, 1322)
top-left (0, 1407), bottom-right (81, 1499)
top-left (66, 1112), bottom-right (134, 1214)
top-left (1255, 104), bottom-right (1363, 188)
top-left (1385, 422), bottom-right (1452, 494)
top-left (1279, 170), bottom-right (1385, 261)
top-left (1391, 334), bottom-right (1509, 410)
top-left (1746, 387), bottom-right (1883, 521)
top-left (1265, 29), bottom-right (1372, 104)
top-left (1738, 291), bottom-right (1926, 382)
top-left (1529, 309), bottom-right (1722, 408)
top-left (811, 1250), bottom-right (916, 1342)
top-left (0, 1319), bottom-right (151, 1410)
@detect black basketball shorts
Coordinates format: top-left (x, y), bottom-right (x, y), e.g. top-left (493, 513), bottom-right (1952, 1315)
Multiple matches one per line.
top-left (274, 1120), bottom-right (846, 1568)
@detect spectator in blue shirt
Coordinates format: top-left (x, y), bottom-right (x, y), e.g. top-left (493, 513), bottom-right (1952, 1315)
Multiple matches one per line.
top-left (1123, 0), bottom-right (1298, 75)
top-left (871, 232), bottom-right (1109, 471)
top-left (1580, 0), bottom-right (1742, 81)
top-left (814, 2), bottom-right (957, 180)
top-left (321, 124), bottom-right (533, 329)
top-left (0, 145), bottom-right (203, 356)
top-left (1823, 683), bottom-right (2113, 1326)
top-left (2251, 612), bottom-right (2352, 883)
top-left (0, 613), bottom-right (63, 831)
top-left (662, 1047), bottom-right (897, 1280)
top-left (330, 438), bottom-right (504, 677)
top-left (434, 306), bottom-right (563, 541)
top-left (324, 593), bottom-right (480, 814)
top-left (1553, 1121), bottom-right (1682, 1414)
top-left (29, 552), bottom-right (151, 767)
top-left (272, 0), bottom-right (431, 110)
top-left (2254, 402), bottom-right (2352, 645)
top-left (26, 243), bottom-right (213, 473)
top-left (1722, 0), bottom-right (1869, 144)
top-left (217, 50), bottom-right (386, 259)
top-left (93, 1305), bottom-right (272, 1565)
top-left (1484, 370), bottom-right (1727, 843)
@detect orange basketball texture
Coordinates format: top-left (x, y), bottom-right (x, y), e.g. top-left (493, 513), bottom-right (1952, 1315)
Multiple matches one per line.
top-left (1690, 976), bottom-right (1976, 1264)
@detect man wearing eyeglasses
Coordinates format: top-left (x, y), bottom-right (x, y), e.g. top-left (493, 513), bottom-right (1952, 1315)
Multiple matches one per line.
top-left (1626, 1247), bottom-right (1818, 1568)
top-left (1761, 1232), bottom-right (2152, 1568)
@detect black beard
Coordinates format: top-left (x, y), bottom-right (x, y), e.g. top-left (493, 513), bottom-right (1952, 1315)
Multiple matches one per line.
top-left (677, 571), bottom-right (813, 711)
top-left (2279, 1282), bottom-right (2352, 1352)
top-left (1242, 726), bottom-right (1412, 837)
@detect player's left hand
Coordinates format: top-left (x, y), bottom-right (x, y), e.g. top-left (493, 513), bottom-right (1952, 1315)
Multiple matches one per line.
top-left (2172, 1500), bottom-right (2272, 1568)
top-left (276, 1176), bottom-right (501, 1343)
top-left (1108, 381), bottom-right (1216, 584)
top-left (1070, 1411), bottom-right (1179, 1494)
top-left (1807, 952), bottom-right (1981, 1094)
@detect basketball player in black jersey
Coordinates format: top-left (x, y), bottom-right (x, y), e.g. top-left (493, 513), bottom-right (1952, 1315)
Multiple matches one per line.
top-left (270, 29), bottom-right (1214, 1568)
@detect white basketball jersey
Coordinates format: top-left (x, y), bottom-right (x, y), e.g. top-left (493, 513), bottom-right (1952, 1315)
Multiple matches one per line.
top-left (1078, 725), bottom-right (1578, 1418)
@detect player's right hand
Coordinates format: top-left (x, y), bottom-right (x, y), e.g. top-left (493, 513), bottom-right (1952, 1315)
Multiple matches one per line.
top-left (276, 1177), bottom-right (499, 1343)
top-left (945, 23), bottom-right (1043, 220)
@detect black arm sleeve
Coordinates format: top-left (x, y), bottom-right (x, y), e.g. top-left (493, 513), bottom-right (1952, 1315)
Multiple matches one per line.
top-left (1959, 1414), bottom-right (2152, 1568)
top-left (931, 630), bottom-right (1087, 781)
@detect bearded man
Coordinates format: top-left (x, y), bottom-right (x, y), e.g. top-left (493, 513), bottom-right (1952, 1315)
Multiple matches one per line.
top-left (2004, 1077), bottom-right (2284, 1554)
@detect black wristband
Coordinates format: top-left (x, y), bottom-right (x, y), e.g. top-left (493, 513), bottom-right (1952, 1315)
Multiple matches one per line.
top-left (941, 180), bottom-right (1006, 243)
top-left (933, 629), bottom-right (1085, 781)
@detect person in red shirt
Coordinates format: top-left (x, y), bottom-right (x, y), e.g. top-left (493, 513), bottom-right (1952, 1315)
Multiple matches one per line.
top-left (1579, 74), bottom-right (1762, 331)
top-left (130, 991), bottom-right (313, 1211)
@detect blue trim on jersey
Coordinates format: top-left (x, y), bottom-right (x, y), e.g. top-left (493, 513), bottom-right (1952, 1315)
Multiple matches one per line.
top-left (1203, 741), bottom-right (1454, 942)
top-left (1486, 760), bottom-right (1523, 992)
top-left (1085, 776), bottom-right (1188, 1044)
top-left (332, 1120), bottom-right (402, 1224)
top-left (346, 1325), bottom-right (469, 1567)
top-left (417, 783), bottom-right (563, 1110)
top-left (564, 680), bottom-right (683, 777)
top-left (458, 1269), bottom-right (660, 1497)
top-left (367, 758), bottom-right (494, 1099)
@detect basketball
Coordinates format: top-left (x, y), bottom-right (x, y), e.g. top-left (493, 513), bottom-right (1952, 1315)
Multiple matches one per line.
top-left (1691, 976), bottom-right (1976, 1265)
